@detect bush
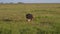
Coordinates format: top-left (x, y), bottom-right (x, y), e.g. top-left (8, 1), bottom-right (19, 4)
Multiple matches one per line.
top-left (2, 17), bottom-right (13, 22)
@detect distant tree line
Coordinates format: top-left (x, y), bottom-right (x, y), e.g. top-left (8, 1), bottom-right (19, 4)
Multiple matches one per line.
top-left (0, 2), bottom-right (24, 4)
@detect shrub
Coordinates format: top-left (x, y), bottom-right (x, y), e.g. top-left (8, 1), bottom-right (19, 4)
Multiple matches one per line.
top-left (2, 17), bottom-right (13, 22)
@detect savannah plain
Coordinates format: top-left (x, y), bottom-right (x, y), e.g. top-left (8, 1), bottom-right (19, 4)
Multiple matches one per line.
top-left (0, 3), bottom-right (60, 34)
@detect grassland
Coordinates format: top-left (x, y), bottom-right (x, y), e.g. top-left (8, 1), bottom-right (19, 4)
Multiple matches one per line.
top-left (0, 3), bottom-right (60, 34)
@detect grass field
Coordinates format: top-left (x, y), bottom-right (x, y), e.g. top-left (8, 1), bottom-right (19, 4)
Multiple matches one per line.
top-left (0, 3), bottom-right (60, 34)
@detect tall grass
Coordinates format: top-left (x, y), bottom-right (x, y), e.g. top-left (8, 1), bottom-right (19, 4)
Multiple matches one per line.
top-left (0, 4), bottom-right (60, 34)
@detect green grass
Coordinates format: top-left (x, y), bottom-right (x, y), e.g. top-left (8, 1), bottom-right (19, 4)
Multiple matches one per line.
top-left (0, 3), bottom-right (60, 34)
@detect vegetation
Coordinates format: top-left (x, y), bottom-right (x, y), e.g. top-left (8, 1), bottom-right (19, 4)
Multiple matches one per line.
top-left (0, 3), bottom-right (60, 34)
